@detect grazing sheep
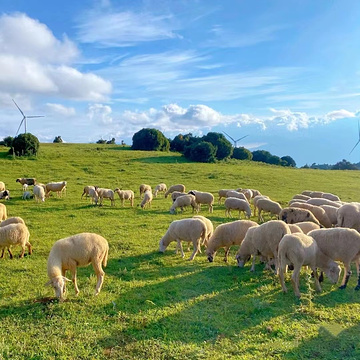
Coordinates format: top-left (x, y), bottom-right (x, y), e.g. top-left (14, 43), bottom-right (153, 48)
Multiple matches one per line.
top-left (292, 194), bottom-right (311, 201)
top-left (95, 188), bottom-right (115, 206)
top-left (171, 191), bottom-right (187, 202)
top-left (140, 190), bottom-right (153, 209)
top-left (226, 190), bottom-right (248, 202)
top-left (22, 191), bottom-right (32, 200)
top-left (218, 189), bottom-right (235, 204)
top-left (0, 223), bottom-right (31, 259)
top-left (309, 191), bottom-right (325, 198)
top-left (153, 183), bottom-right (167, 197)
top-left (250, 189), bottom-right (262, 198)
top-left (288, 199), bottom-right (307, 206)
top-left (33, 185), bottom-right (45, 203)
top-left (159, 218), bottom-right (206, 260)
top-left (165, 184), bottom-right (186, 198)
top-left (240, 189), bottom-right (253, 202)
top-left (295, 221), bottom-right (321, 234)
top-left (336, 203), bottom-right (360, 231)
top-left (224, 197), bottom-right (251, 219)
top-left (206, 220), bottom-right (258, 262)
top-left (188, 190), bottom-right (214, 213)
top-left (308, 228), bottom-right (360, 290)
top-left (0, 217), bottom-right (25, 227)
top-left (193, 215), bottom-right (214, 247)
top-left (114, 188), bottom-right (134, 207)
top-left (0, 181), bottom-right (5, 191)
top-left (45, 181), bottom-right (67, 198)
top-left (257, 198), bottom-right (282, 222)
top-left (0, 203), bottom-right (7, 221)
top-left (320, 205), bottom-right (338, 226)
top-left (322, 192), bottom-right (341, 202)
top-left (236, 220), bottom-right (291, 273)
top-left (139, 184), bottom-right (152, 199)
top-left (170, 194), bottom-right (198, 214)
top-left (301, 190), bottom-right (313, 197)
top-left (46, 233), bottom-right (109, 300)
top-left (278, 233), bottom-right (341, 297)
top-left (16, 178), bottom-right (36, 186)
top-left (81, 185), bottom-right (95, 199)
top-left (288, 224), bottom-right (303, 233)
top-left (0, 190), bottom-right (10, 200)
top-left (253, 195), bottom-right (269, 216)
top-left (307, 198), bottom-right (342, 208)
top-left (88, 188), bottom-right (99, 205)
top-left (280, 207), bottom-right (321, 226)
top-left (290, 202), bottom-right (332, 228)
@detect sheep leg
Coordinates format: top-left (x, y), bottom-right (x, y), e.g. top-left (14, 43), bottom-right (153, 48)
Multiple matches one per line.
top-left (8, 247), bottom-right (13, 259)
top-left (278, 261), bottom-right (287, 293)
top-left (339, 262), bottom-right (351, 289)
top-left (189, 240), bottom-right (199, 260)
top-left (291, 266), bottom-right (301, 298)
top-left (312, 267), bottom-right (322, 293)
top-left (68, 260), bottom-right (80, 295)
top-left (0, 248), bottom-right (4, 258)
top-left (209, 204), bottom-right (213, 213)
top-left (250, 254), bottom-right (256, 272)
top-left (355, 259), bottom-right (360, 290)
top-left (238, 210), bottom-right (241, 219)
top-left (92, 261), bottom-right (105, 295)
top-left (177, 240), bottom-right (185, 258)
top-left (26, 241), bottom-right (32, 255)
top-left (223, 247), bottom-right (230, 262)
top-left (19, 245), bottom-right (26, 258)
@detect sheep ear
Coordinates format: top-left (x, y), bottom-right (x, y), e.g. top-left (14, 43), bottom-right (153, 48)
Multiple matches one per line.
top-left (63, 276), bottom-right (71, 282)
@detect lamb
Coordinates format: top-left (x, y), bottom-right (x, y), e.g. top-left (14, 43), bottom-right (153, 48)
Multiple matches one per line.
top-left (320, 205), bottom-right (338, 226)
top-left (289, 202), bottom-right (332, 228)
top-left (164, 184), bottom-right (186, 198)
top-left (45, 181), bottom-right (67, 197)
top-left (0, 190), bottom-right (10, 200)
top-left (114, 188), bottom-right (134, 207)
top-left (322, 192), bottom-right (341, 202)
top-left (256, 198), bottom-right (282, 222)
top-left (279, 207), bottom-right (321, 226)
top-left (159, 218), bottom-right (206, 260)
top-left (33, 184), bottom-right (45, 202)
top-left (288, 224), bottom-right (303, 233)
top-left (295, 221), bottom-right (321, 234)
top-left (236, 220), bottom-right (291, 273)
top-left (218, 189), bottom-right (235, 204)
top-left (278, 233), bottom-right (341, 297)
top-left (171, 191), bottom-right (187, 202)
top-left (0, 203), bottom-right (7, 221)
top-left (22, 191), bottom-right (32, 200)
top-left (16, 178), bottom-right (36, 186)
top-left (169, 194), bottom-right (198, 214)
top-left (95, 187), bottom-right (115, 206)
top-left (46, 233), bottom-right (109, 300)
top-left (140, 189), bottom-right (153, 209)
top-left (0, 181), bottom-right (4, 191)
top-left (306, 198), bottom-right (342, 208)
top-left (188, 190), bottom-right (214, 213)
top-left (308, 228), bottom-right (360, 290)
top-left (336, 203), bottom-right (360, 231)
top-left (226, 190), bottom-right (248, 202)
top-left (139, 184), bottom-right (152, 199)
top-left (0, 223), bottom-right (31, 259)
top-left (81, 185), bottom-right (95, 199)
top-left (206, 220), bottom-right (258, 262)
top-left (224, 197), bottom-right (251, 219)
top-left (153, 183), bottom-right (167, 197)
top-left (193, 215), bottom-right (214, 247)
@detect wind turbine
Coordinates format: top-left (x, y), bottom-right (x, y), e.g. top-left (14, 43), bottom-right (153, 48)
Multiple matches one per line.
top-left (12, 99), bottom-right (44, 136)
top-left (222, 131), bottom-right (249, 147)
top-left (349, 119), bottom-right (360, 155)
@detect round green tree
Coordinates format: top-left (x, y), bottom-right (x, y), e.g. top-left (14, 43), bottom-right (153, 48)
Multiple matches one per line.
top-left (132, 128), bottom-right (169, 151)
top-left (185, 141), bottom-right (216, 163)
top-left (12, 133), bottom-right (40, 156)
top-left (232, 147), bottom-right (253, 160)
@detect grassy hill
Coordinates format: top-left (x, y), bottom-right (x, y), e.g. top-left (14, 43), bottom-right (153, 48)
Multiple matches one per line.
top-left (0, 143), bottom-right (360, 360)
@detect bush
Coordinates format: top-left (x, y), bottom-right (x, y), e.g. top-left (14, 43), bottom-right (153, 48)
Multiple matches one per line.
top-left (53, 136), bottom-right (63, 143)
top-left (232, 147), bottom-right (253, 160)
top-left (170, 133), bottom-right (193, 152)
top-left (202, 132), bottom-right (233, 160)
top-left (281, 155), bottom-right (296, 167)
top-left (11, 133), bottom-right (39, 156)
top-left (132, 128), bottom-right (169, 151)
top-left (185, 141), bottom-right (216, 163)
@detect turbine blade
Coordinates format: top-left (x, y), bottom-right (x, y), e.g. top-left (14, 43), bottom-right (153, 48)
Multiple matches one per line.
top-left (222, 131), bottom-right (235, 142)
top-left (15, 118), bottom-right (25, 136)
top-left (358, 119), bottom-right (360, 139)
top-left (12, 99), bottom-right (25, 117)
top-left (349, 140), bottom-right (360, 155)
top-left (26, 115), bottom-right (44, 118)
top-left (235, 135), bottom-right (249, 142)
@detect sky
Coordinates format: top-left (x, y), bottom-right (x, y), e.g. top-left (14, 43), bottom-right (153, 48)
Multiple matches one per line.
top-left (1, 0), bottom-right (360, 166)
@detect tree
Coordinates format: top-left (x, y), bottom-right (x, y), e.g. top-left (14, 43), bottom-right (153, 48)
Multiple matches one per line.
top-left (332, 159), bottom-right (358, 170)
top-left (185, 141), bottom-right (216, 163)
top-left (281, 155), bottom-right (296, 167)
top-left (202, 132), bottom-right (233, 160)
top-left (11, 133), bottom-right (39, 156)
top-left (53, 136), bottom-right (63, 143)
top-left (2, 136), bottom-right (14, 147)
top-left (96, 139), bottom-right (107, 144)
top-left (232, 147), bottom-right (253, 160)
top-left (132, 128), bottom-right (169, 151)
top-left (170, 133), bottom-right (194, 152)
top-left (252, 150), bottom-right (273, 163)
top-left (106, 138), bottom-right (115, 144)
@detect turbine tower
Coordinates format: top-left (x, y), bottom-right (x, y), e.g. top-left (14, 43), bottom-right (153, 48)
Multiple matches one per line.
top-left (13, 99), bottom-right (44, 136)
top-left (222, 131), bottom-right (249, 147)
top-left (349, 119), bottom-right (360, 155)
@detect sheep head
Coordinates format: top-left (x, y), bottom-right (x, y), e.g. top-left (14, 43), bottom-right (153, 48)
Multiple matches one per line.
top-left (46, 276), bottom-right (71, 300)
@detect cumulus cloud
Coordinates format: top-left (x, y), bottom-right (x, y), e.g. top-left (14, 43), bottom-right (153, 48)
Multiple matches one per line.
top-left (87, 104), bottom-right (113, 124)
top-left (269, 108), bottom-right (315, 131)
top-left (46, 103), bottom-right (76, 116)
top-left (325, 109), bottom-right (355, 120)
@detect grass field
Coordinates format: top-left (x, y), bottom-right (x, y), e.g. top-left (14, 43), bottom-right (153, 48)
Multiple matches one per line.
top-left (1, 143), bottom-right (360, 360)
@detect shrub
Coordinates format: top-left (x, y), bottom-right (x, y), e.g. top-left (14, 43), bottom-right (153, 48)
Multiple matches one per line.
top-left (132, 128), bottom-right (169, 151)
top-left (53, 136), bottom-right (63, 143)
top-left (281, 155), bottom-right (296, 167)
top-left (202, 132), bottom-right (233, 160)
top-left (11, 133), bottom-right (39, 156)
top-left (185, 141), bottom-right (216, 163)
top-left (232, 147), bottom-right (253, 160)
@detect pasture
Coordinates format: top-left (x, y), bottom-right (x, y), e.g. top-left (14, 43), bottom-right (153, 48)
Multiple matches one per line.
top-left (1, 143), bottom-right (360, 359)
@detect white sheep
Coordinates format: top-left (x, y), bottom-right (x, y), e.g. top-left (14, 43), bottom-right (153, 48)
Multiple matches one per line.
top-left (320, 205), bottom-right (338, 226)
top-left (153, 183), bottom-right (167, 197)
top-left (252, 194), bottom-right (269, 216)
top-left (308, 228), bottom-right (360, 290)
top-left (140, 189), bottom-right (153, 209)
top-left (279, 207), bottom-right (321, 226)
top-left (88, 188), bottom-right (99, 205)
top-left (45, 181), bottom-right (67, 198)
top-left (95, 188), bottom-right (115, 206)
top-left (193, 215), bottom-right (214, 247)
top-left (169, 194), bottom-right (198, 214)
top-left (164, 184), bottom-right (186, 198)
top-left (218, 189), bottom-right (235, 204)
top-left (159, 218), bottom-right (206, 260)
top-left (139, 184), bottom-right (152, 199)
top-left (278, 233), bottom-right (341, 297)
top-left (309, 191), bottom-right (325, 198)
top-left (256, 198), bottom-right (282, 222)
top-left (288, 224), bottom-right (303, 233)
top-left (0, 181), bottom-right (5, 191)
top-left (292, 194), bottom-right (311, 201)
top-left (22, 183), bottom-right (28, 192)
top-left (33, 185), bottom-right (45, 202)
top-left (0, 203), bottom-right (7, 221)
top-left (171, 191), bottom-right (187, 202)
top-left (22, 191), bottom-right (32, 200)
top-left (226, 190), bottom-right (248, 202)
top-left (114, 188), bottom-right (134, 207)
top-left (295, 221), bottom-right (321, 234)
top-left (301, 190), bottom-right (313, 196)
top-left (81, 185), bottom-right (95, 199)
top-left (240, 189), bottom-right (253, 202)
top-left (288, 198), bottom-right (307, 206)
top-left (0, 216), bottom-right (25, 227)
top-left (336, 203), bottom-right (360, 231)
top-left (289, 202), bottom-right (332, 228)
top-left (224, 197), bottom-right (251, 219)
top-left (188, 190), bottom-right (214, 213)
top-left (206, 220), bottom-right (258, 262)
top-left (306, 198), bottom-right (342, 208)
top-left (250, 189), bottom-right (262, 198)
top-left (46, 233), bottom-right (109, 300)
top-left (322, 192), bottom-right (341, 202)
top-left (0, 223), bottom-right (31, 259)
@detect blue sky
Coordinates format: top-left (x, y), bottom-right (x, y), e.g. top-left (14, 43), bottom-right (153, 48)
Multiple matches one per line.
top-left (1, 0), bottom-right (360, 166)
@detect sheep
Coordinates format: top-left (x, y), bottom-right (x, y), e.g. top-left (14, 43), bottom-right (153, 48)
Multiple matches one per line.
top-left (278, 233), bottom-right (341, 297)
top-left (289, 202), bottom-right (332, 228)
top-left (164, 184), bottom-right (186, 198)
top-left (292, 194), bottom-right (311, 201)
top-left (224, 197), bottom-right (251, 219)
top-left (240, 189), bottom-right (253, 202)
top-left (16, 178), bottom-right (36, 186)
top-left (226, 190), bottom-right (248, 202)
top-left (188, 190), bottom-right (214, 213)
top-left (301, 190), bottom-right (313, 197)
top-left (288, 198), bottom-right (307, 206)
top-left (33, 185), bottom-right (45, 202)
top-left (114, 188), bottom-right (134, 207)
top-left (322, 192), bottom-right (341, 202)
top-left (22, 183), bottom-right (28, 192)
top-left (139, 184), bottom-right (152, 199)
top-left (0, 216), bottom-right (25, 227)
top-left (45, 181), bottom-right (67, 198)
top-left (95, 187), bottom-right (115, 206)
top-left (140, 190), bottom-right (153, 209)
top-left (336, 203), bottom-right (360, 231)
top-left (0, 181), bottom-right (5, 191)
top-left (309, 191), bottom-right (325, 198)
top-left (236, 220), bottom-right (291, 273)
top-left (218, 189), bottom-right (235, 204)
top-left (0, 203), bottom-right (7, 221)
top-left (288, 224), bottom-right (303, 233)
top-left (250, 189), bottom-right (262, 198)
top-left (171, 191), bottom-right (187, 202)
top-left (89, 188), bottom-right (99, 205)
top-left (306, 198), bottom-right (342, 208)
top-left (252, 195), bottom-right (269, 216)
top-left (153, 183), bottom-right (167, 197)
top-left (320, 205), bottom-right (338, 226)
top-left (81, 185), bottom-right (95, 199)
top-left (206, 220), bottom-right (258, 262)
top-left (193, 215), bottom-right (214, 247)
top-left (0, 223), bottom-right (31, 259)
top-left (170, 194), bottom-right (198, 214)
top-left (46, 233), bottom-right (109, 300)
top-left (159, 218), bottom-right (206, 260)
top-left (279, 207), bottom-right (321, 226)
top-left (0, 190), bottom-right (10, 200)
top-left (22, 191), bottom-right (32, 200)
top-left (295, 221), bottom-right (321, 234)
top-left (308, 228), bottom-right (360, 290)
top-left (256, 198), bottom-right (282, 222)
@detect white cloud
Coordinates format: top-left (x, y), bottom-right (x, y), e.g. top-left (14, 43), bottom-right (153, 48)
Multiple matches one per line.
top-left (46, 103), bottom-right (76, 116)
top-left (87, 104), bottom-right (113, 124)
top-left (269, 108), bottom-right (316, 131)
top-left (325, 109), bottom-right (355, 120)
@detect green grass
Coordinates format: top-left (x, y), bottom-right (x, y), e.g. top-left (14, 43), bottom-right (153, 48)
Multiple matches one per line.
top-left (1, 143), bottom-right (360, 360)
